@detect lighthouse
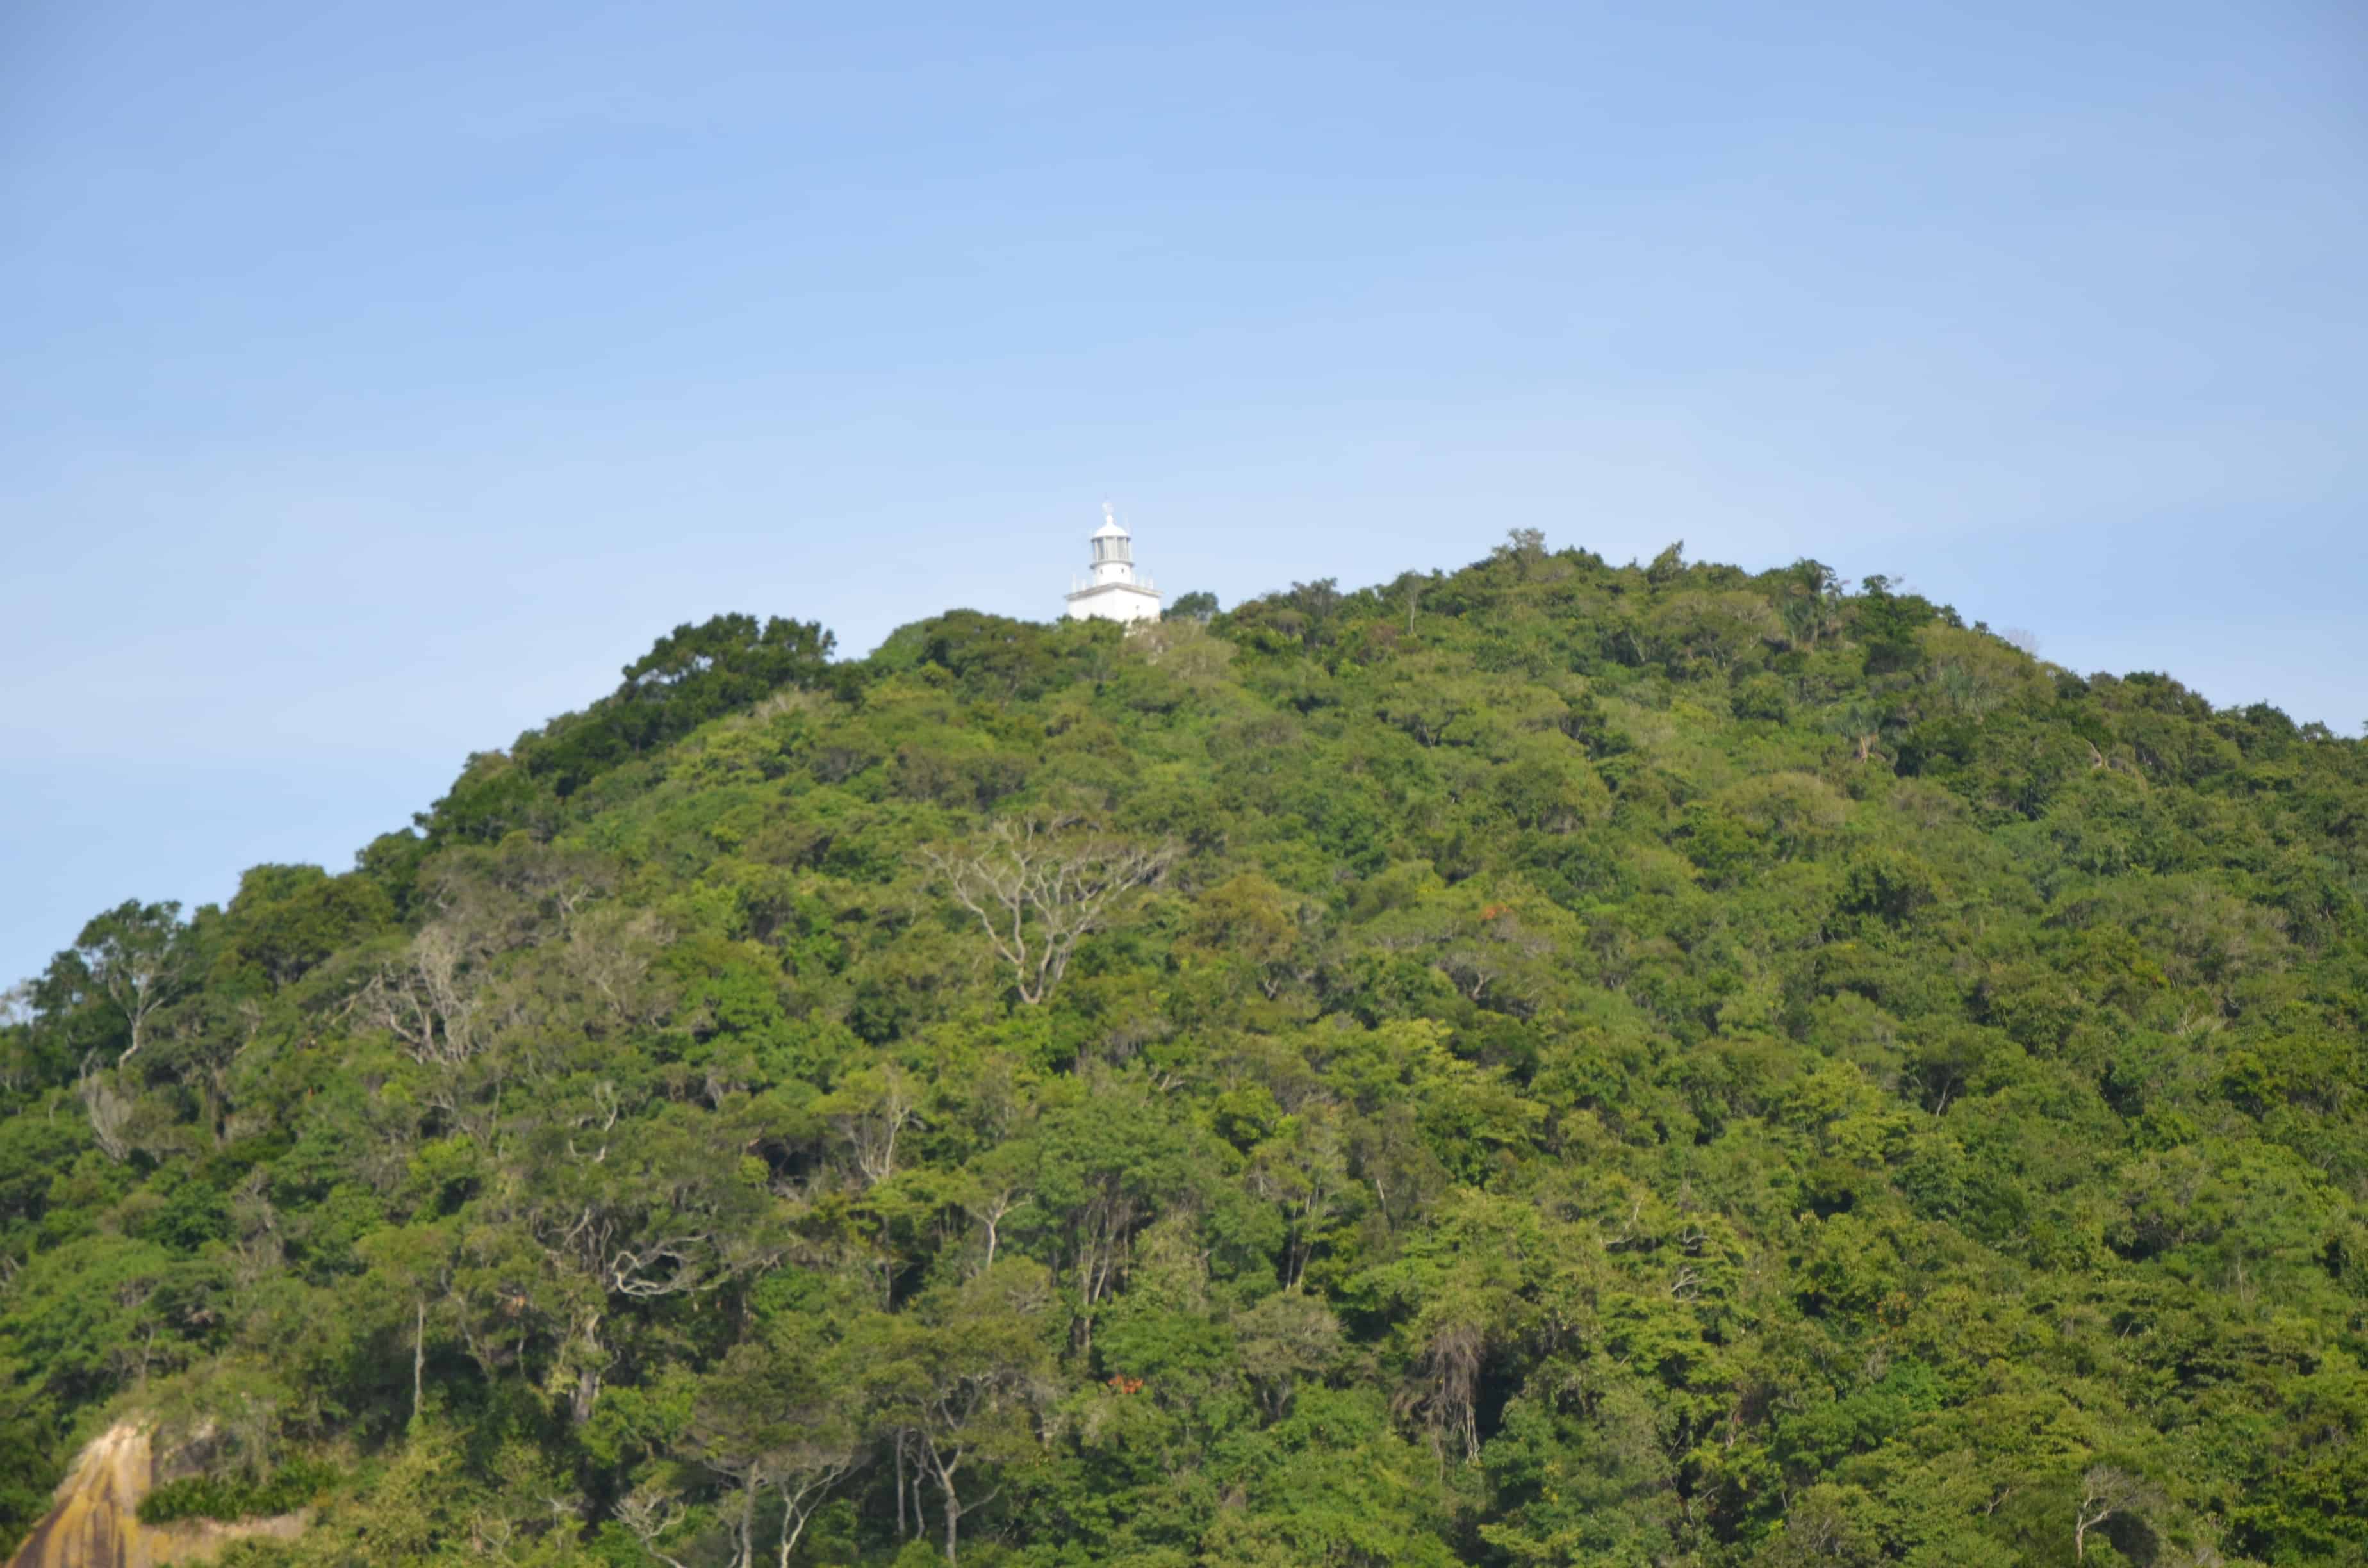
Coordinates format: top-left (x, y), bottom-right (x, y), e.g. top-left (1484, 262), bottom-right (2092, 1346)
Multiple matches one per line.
top-left (1064, 504), bottom-right (1163, 625)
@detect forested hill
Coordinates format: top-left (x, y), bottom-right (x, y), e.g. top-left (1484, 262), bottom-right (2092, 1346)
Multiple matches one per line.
top-left (5, 537), bottom-right (2365, 1568)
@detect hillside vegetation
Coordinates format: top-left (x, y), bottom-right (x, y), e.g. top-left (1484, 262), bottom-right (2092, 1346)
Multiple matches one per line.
top-left (4, 537), bottom-right (2365, 1567)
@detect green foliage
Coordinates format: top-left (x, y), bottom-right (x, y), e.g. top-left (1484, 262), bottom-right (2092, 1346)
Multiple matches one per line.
top-left (4, 543), bottom-right (2366, 1567)
top-left (139, 1458), bottom-right (341, 1524)
top-left (1166, 590), bottom-right (1219, 621)
top-left (433, 612), bottom-right (837, 822)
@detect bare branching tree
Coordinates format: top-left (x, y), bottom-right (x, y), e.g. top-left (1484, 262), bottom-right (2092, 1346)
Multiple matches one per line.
top-left (2075, 1465), bottom-right (2158, 1561)
top-left (824, 1066), bottom-right (920, 1189)
top-left (615, 1482), bottom-right (693, 1568)
top-left (360, 924), bottom-right (482, 1065)
top-left (563, 906), bottom-right (674, 1028)
top-left (923, 819), bottom-right (1173, 1005)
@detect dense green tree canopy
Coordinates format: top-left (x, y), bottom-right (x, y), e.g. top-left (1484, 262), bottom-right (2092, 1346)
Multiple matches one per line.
top-left (4, 540), bottom-right (2364, 1567)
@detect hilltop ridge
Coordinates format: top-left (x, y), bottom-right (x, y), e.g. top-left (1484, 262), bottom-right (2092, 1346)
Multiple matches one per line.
top-left (4, 536), bottom-right (2365, 1567)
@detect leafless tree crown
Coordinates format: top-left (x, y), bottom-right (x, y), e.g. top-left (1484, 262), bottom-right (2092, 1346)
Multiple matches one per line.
top-left (923, 819), bottom-right (1174, 1005)
top-left (2075, 1465), bottom-right (2158, 1561)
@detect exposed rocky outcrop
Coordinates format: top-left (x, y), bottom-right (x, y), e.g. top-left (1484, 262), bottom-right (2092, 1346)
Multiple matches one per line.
top-left (6, 1423), bottom-right (306, 1568)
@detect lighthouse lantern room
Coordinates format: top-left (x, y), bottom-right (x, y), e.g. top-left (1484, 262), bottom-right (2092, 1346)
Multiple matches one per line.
top-left (1064, 504), bottom-right (1163, 625)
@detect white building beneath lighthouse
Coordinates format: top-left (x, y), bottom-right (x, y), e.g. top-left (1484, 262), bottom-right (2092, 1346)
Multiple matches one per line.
top-left (1064, 505), bottom-right (1162, 625)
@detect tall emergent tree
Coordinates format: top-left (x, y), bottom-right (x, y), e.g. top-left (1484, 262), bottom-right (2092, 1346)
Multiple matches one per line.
top-left (68, 899), bottom-right (188, 1063)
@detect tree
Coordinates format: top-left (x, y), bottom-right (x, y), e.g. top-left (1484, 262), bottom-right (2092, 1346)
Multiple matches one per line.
top-left (1166, 590), bottom-right (1219, 622)
top-left (1020, 1079), bottom-right (1207, 1352)
top-left (1392, 568), bottom-right (1430, 632)
top-left (687, 1330), bottom-right (866, 1568)
top-left (1246, 1100), bottom-right (1351, 1289)
top-left (1373, 653), bottom-right (1483, 748)
top-left (513, 614), bottom-right (836, 797)
top-left (2074, 1465), bottom-right (2158, 1561)
top-left (213, 863), bottom-right (394, 989)
top-left (860, 1261), bottom-right (1058, 1564)
top-left (1777, 558), bottom-right (1844, 649)
top-left (1288, 578), bottom-right (1342, 623)
top-left (0, 983), bottom-right (37, 1093)
top-left (1641, 591), bottom-right (1782, 679)
top-left (1828, 696), bottom-right (1887, 764)
top-left (923, 817), bottom-right (1172, 1005)
top-left (358, 921), bottom-right (483, 1066)
top-left (1853, 573), bottom-right (1936, 676)
top-left (70, 900), bottom-right (189, 1064)
top-left (514, 1100), bottom-right (790, 1422)
top-left (1285, 578), bottom-right (1343, 648)
top-left (1493, 528), bottom-right (1547, 575)
top-left (1234, 1290), bottom-right (1343, 1422)
top-left (1179, 873), bottom-right (1313, 1000)
top-left (814, 1065), bottom-right (921, 1188)
top-left (354, 1223), bottom-right (458, 1427)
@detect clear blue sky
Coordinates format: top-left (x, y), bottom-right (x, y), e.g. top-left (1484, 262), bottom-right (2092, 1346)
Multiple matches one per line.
top-left (4, 0), bottom-right (2363, 985)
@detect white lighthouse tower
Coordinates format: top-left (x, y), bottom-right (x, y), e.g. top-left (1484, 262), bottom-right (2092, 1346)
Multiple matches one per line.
top-left (1064, 504), bottom-right (1162, 625)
